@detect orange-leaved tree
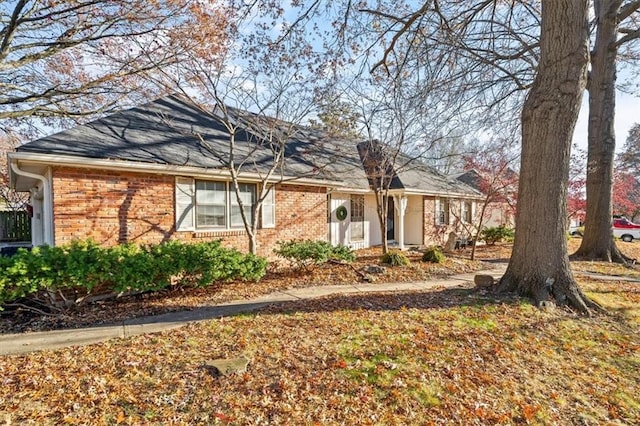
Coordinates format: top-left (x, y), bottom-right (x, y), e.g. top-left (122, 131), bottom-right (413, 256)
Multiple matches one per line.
top-left (0, 0), bottom-right (230, 124)
top-left (460, 145), bottom-right (519, 260)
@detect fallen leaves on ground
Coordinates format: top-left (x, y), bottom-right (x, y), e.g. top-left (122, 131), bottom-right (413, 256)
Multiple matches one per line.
top-left (3, 241), bottom-right (640, 334)
top-left (2, 243), bottom-right (640, 424)
top-left (1, 286), bottom-right (639, 425)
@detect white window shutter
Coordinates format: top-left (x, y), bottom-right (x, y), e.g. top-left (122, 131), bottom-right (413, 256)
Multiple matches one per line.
top-left (175, 177), bottom-right (195, 231)
top-left (435, 198), bottom-right (440, 225)
top-left (261, 186), bottom-right (276, 228)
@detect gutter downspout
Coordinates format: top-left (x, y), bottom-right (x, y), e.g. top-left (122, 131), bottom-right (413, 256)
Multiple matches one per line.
top-left (10, 161), bottom-right (54, 246)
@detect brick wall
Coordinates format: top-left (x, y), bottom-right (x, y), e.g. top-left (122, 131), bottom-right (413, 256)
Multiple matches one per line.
top-left (423, 196), bottom-right (477, 246)
top-left (52, 167), bottom-right (327, 258)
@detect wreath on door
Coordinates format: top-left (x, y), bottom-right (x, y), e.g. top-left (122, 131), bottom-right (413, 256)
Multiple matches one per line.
top-left (336, 205), bottom-right (348, 221)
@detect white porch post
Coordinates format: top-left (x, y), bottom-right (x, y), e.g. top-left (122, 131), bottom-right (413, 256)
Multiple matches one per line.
top-left (394, 195), bottom-right (408, 249)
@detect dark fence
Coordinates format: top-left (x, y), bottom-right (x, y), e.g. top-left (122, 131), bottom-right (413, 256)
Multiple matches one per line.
top-left (0, 211), bottom-right (31, 242)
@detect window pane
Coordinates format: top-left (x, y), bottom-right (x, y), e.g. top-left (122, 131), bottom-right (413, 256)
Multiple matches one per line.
top-left (350, 195), bottom-right (364, 220)
top-left (437, 199), bottom-right (450, 225)
top-left (196, 181), bottom-right (225, 204)
top-left (196, 205), bottom-right (225, 227)
top-left (350, 221), bottom-right (364, 240)
top-left (231, 205), bottom-right (253, 227)
top-left (231, 183), bottom-right (256, 206)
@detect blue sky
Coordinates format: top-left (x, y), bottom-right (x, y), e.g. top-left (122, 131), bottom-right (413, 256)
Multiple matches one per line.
top-left (572, 90), bottom-right (639, 153)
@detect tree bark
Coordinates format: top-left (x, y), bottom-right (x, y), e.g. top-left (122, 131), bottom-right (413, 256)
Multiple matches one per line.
top-left (497, 0), bottom-right (597, 313)
top-left (470, 198), bottom-right (489, 261)
top-left (572, 0), bottom-right (630, 263)
top-left (376, 191), bottom-right (390, 255)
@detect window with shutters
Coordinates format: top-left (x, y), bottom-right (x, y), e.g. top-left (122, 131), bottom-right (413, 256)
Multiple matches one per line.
top-left (175, 178), bottom-right (257, 231)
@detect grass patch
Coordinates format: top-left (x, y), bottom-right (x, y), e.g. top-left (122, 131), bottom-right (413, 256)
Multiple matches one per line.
top-left (2, 286), bottom-right (639, 424)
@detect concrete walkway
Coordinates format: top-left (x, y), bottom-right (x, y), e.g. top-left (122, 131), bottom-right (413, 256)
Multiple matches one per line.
top-left (0, 265), bottom-right (510, 356)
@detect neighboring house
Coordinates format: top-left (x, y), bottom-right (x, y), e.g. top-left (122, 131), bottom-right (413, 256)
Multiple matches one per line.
top-left (456, 168), bottom-right (517, 229)
top-left (8, 95), bottom-right (482, 257)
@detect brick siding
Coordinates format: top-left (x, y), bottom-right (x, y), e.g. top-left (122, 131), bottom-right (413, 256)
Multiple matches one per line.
top-left (423, 196), bottom-right (476, 246)
top-left (51, 167), bottom-right (327, 258)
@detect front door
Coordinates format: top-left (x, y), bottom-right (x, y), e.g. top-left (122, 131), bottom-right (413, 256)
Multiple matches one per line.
top-left (386, 197), bottom-right (395, 240)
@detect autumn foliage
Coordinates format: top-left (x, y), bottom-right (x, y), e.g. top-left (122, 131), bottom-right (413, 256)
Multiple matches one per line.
top-left (613, 171), bottom-right (640, 220)
top-left (1, 242), bottom-right (640, 423)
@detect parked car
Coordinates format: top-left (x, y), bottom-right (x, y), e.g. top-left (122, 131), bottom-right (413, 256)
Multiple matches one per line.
top-left (613, 217), bottom-right (640, 242)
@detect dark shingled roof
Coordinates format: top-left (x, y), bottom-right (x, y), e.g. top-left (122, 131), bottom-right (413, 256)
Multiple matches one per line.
top-left (18, 95), bottom-right (370, 188)
top-left (17, 95), bottom-right (479, 197)
top-left (357, 140), bottom-right (481, 197)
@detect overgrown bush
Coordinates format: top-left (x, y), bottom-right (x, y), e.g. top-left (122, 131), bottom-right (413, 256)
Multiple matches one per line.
top-left (479, 225), bottom-right (515, 245)
top-left (422, 246), bottom-right (445, 263)
top-left (273, 239), bottom-right (355, 270)
top-left (380, 250), bottom-right (410, 266)
top-left (0, 239), bottom-right (267, 311)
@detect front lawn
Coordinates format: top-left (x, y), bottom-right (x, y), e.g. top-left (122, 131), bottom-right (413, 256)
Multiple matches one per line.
top-left (1, 241), bottom-right (640, 424)
top-left (1, 282), bottom-right (639, 424)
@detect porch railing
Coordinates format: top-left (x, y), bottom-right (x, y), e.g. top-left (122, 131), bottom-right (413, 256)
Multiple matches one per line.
top-left (0, 210), bottom-right (31, 242)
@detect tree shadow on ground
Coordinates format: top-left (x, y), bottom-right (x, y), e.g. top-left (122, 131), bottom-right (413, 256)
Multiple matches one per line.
top-left (257, 287), bottom-right (516, 317)
top-left (117, 286), bottom-right (524, 332)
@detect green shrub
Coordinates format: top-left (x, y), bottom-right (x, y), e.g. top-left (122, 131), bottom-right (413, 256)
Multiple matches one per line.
top-left (274, 239), bottom-right (355, 269)
top-left (380, 250), bottom-right (410, 266)
top-left (479, 225), bottom-right (515, 245)
top-left (422, 246), bottom-right (445, 263)
top-left (0, 239), bottom-right (267, 311)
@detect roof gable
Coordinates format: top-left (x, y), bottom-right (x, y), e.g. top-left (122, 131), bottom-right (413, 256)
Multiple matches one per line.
top-left (357, 140), bottom-right (481, 197)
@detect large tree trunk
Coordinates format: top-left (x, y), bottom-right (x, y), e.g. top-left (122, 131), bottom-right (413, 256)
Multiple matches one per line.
top-left (572, 0), bottom-right (629, 263)
top-left (497, 0), bottom-right (596, 313)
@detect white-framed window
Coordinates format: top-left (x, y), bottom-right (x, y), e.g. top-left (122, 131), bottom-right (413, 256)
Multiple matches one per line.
top-left (175, 177), bottom-right (257, 231)
top-left (196, 180), bottom-right (227, 227)
top-left (261, 185), bottom-right (276, 228)
top-left (230, 182), bottom-right (256, 227)
top-left (435, 198), bottom-right (450, 225)
top-left (462, 201), bottom-right (472, 223)
top-left (350, 194), bottom-right (365, 240)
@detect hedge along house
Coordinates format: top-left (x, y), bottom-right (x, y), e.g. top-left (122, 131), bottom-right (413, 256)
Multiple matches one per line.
top-left (8, 94), bottom-right (481, 256)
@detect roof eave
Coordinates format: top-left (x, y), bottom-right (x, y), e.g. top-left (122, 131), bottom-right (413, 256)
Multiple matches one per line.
top-left (8, 152), bottom-right (343, 188)
top-left (399, 187), bottom-right (483, 199)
